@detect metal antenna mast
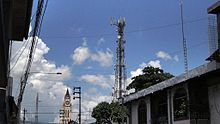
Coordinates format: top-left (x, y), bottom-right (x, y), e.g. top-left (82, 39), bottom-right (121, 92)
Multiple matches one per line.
top-left (111, 17), bottom-right (127, 100)
top-left (180, 0), bottom-right (188, 75)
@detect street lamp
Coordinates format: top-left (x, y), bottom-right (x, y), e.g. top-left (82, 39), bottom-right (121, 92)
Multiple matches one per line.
top-left (29, 72), bottom-right (62, 75)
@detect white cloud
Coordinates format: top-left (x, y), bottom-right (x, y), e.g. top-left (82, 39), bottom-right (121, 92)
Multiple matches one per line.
top-left (130, 68), bottom-right (143, 78)
top-left (10, 37), bottom-right (72, 122)
top-left (10, 34), bottom-right (112, 123)
top-left (91, 49), bottom-right (113, 67)
top-left (156, 51), bottom-right (172, 60)
top-left (147, 60), bottom-right (161, 69)
top-left (80, 74), bottom-right (114, 89)
top-left (71, 46), bottom-right (90, 64)
top-left (156, 51), bottom-right (179, 62)
top-left (71, 41), bottom-right (113, 67)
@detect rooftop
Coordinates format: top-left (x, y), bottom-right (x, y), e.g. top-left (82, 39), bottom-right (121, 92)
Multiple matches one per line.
top-left (124, 61), bottom-right (220, 103)
top-left (208, 1), bottom-right (220, 14)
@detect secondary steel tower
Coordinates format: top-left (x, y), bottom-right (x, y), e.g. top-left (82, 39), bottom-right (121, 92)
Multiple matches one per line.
top-left (112, 17), bottom-right (127, 100)
top-left (180, 0), bottom-right (188, 75)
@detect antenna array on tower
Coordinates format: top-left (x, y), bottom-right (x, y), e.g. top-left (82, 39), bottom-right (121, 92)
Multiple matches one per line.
top-left (111, 17), bottom-right (127, 100)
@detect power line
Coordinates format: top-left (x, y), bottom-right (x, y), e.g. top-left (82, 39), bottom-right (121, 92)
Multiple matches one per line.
top-left (11, 40), bottom-right (27, 61)
top-left (17, 0), bottom-right (47, 120)
top-left (41, 17), bottom-right (208, 39)
top-left (23, 111), bottom-right (92, 115)
top-left (9, 40), bottom-right (29, 72)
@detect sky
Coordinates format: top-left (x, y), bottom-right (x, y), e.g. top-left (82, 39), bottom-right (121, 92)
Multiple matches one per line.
top-left (10, 0), bottom-right (217, 123)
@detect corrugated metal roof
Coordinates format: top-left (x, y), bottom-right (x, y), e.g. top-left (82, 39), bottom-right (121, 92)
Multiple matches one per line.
top-left (124, 61), bottom-right (220, 103)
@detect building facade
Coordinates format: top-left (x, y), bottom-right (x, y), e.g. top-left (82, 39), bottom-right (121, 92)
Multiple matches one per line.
top-left (0, 0), bottom-right (33, 123)
top-left (60, 89), bottom-right (73, 124)
top-left (124, 61), bottom-right (220, 124)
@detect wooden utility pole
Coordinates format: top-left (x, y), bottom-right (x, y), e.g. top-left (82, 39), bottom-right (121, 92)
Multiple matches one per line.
top-left (35, 93), bottom-right (39, 124)
top-left (23, 108), bottom-right (27, 124)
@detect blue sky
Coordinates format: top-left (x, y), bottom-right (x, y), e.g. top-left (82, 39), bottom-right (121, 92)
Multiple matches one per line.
top-left (40, 0), bottom-right (216, 85)
top-left (40, 0), bottom-right (215, 74)
top-left (11, 0), bottom-right (218, 123)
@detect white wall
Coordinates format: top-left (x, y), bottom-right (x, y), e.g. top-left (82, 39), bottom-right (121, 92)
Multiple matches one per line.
top-left (131, 101), bottom-right (138, 124)
top-left (208, 83), bottom-right (220, 124)
top-left (130, 97), bottom-right (150, 124)
top-left (146, 98), bottom-right (151, 124)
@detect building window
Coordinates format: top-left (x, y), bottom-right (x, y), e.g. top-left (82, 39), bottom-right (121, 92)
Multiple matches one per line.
top-left (138, 100), bottom-right (147, 124)
top-left (173, 87), bottom-right (188, 121)
top-left (157, 95), bottom-right (168, 123)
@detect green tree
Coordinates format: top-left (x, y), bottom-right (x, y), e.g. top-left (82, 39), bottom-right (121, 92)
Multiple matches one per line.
top-left (91, 102), bottom-right (127, 124)
top-left (110, 102), bottom-right (127, 124)
top-left (91, 102), bottom-right (112, 124)
top-left (127, 66), bottom-right (174, 92)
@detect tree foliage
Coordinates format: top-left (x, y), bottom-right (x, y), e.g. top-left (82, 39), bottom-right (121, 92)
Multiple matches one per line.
top-left (91, 102), bottom-right (127, 124)
top-left (127, 66), bottom-right (174, 92)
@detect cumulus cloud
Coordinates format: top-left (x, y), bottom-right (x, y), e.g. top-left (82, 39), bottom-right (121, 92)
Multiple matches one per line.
top-left (156, 51), bottom-right (179, 62)
top-left (71, 42), bottom-right (90, 64)
top-left (10, 37), bottom-right (72, 122)
top-left (156, 51), bottom-right (172, 60)
top-left (10, 33), bottom-right (112, 123)
top-left (71, 41), bottom-right (113, 67)
top-left (80, 74), bottom-right (114, 89)
top-left (147, 60), bottom-right (161, 68)
top-left (91, 49), bottom-right (113, 67)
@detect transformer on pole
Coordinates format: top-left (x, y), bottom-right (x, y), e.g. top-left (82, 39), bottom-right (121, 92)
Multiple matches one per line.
top-left (111, 17), bottom-right (127, 100)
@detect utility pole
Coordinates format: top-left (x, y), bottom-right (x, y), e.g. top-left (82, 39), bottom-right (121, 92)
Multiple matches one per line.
top-left (17, 0), bottom-right (45, 122)
top-left (35, 93), bottom-right (39, 124)
top-left (23, 108), bottom-right (27, 124)
top-left (111, 17), bottom-right (127, 100)
top-left (73, 87), bottom-right (81, 124)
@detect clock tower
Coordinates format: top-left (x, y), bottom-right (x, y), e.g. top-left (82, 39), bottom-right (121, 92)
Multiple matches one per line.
top-left (60, 89), bottom-right (72, 124)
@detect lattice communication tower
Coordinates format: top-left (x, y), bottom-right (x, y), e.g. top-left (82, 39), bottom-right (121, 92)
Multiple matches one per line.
top-left (111, 17), bottom-right (127, 100)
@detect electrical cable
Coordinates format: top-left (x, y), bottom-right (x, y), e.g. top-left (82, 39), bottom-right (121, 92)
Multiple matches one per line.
top-left (41, 17), bottom-right (208, 39)
top-left (10, 40), bottom-right (27, 61)
top-left (9, 39), bottom-right (30, 72)
top-left (38, 0), bottom-right (49, 36)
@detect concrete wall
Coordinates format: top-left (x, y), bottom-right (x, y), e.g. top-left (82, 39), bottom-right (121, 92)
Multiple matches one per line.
top-left (131, 101), bottom-right (138, 124)
top-left (208, 83), bottom-right (220, 124)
